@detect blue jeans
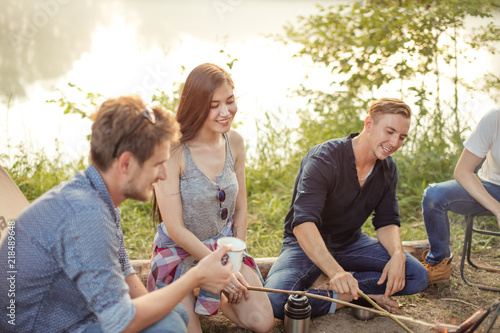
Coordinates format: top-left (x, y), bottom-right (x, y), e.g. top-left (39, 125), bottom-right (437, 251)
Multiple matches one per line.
top-left (82, 304), bottom-right (189, 333)
top-left (422, 179), bottom-right (500, 265)
top-left (264, 234), bottom-right (428, 319)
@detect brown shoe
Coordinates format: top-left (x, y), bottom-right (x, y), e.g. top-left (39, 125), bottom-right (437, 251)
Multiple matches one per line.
top-left (421, 249), bottom-right (453, 285)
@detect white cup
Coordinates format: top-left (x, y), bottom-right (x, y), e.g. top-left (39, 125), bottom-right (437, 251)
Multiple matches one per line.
top-left (217, 237), bottom-right (246, 273)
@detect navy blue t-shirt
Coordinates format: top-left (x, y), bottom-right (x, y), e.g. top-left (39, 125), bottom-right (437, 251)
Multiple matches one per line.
top-left (283, 133), bottom-right (401, 250)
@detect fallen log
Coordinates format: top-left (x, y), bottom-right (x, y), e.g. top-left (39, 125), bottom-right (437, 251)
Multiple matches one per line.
top-left (131, 239), bottom-right (429, 286)
top-left (401, 239), bottom-right (429, 260)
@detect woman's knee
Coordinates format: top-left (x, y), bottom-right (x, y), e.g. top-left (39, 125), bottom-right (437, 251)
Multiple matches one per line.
top-left (240, 306), bottom-right (276, 332)
top-left (238, 268), bottom-right (275, 331)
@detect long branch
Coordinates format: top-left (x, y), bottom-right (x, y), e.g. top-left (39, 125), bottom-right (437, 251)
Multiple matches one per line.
top-left (357, 290), bottom-right (412, 333)
top-left (247, 286), bottom-right (461, 333)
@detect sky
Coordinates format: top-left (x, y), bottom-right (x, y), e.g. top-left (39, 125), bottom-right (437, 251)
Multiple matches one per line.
top-left (0, 0), bottom-right (346, 162)
top-left (0, 0), bottom-right (498, 164)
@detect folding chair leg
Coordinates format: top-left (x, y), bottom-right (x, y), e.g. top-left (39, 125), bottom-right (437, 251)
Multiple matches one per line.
top-left (460, 215), bottom-right (500, 292)
top-left (465, 216), bottom-right (478, 269)
top-left (461, 217), bottom-right (475, 287)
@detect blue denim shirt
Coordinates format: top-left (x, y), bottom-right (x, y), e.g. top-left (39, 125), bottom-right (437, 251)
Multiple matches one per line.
top-left (0, 166), bottom-right (136, 333)
top-left (283, 134), bottom-right (401, 250)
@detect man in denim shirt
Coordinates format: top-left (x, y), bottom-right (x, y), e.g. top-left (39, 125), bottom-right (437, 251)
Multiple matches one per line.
top-left (0, 95), bottom-right (233, 333)
top-left (265, 98), bottom-right (428, 319)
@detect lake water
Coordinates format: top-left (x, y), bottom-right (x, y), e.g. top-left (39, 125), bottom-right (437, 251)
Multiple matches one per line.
top-left (1, 0), bottom-right (347, 162)
top-left (1, 0), bottom-right (498, 163)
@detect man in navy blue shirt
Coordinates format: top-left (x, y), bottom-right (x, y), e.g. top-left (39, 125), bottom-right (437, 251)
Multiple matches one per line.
top-left (265, 98), bottom-right (428, 319)
top-left (0, 95), bottom-right (233, 333)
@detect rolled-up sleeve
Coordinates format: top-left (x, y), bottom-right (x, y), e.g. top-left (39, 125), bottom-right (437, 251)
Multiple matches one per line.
top-left (371, 165), bottom-right (401, 229)
top-left (291, 153), bottom-right (333, 230)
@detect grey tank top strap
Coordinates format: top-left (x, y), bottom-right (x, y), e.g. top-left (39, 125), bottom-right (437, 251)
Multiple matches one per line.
top-left (180, 133), bottom-right (239, 241)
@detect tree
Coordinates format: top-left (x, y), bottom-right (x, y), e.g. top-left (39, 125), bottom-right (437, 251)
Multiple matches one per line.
top-left (282, 0), bottom-right (500, 219)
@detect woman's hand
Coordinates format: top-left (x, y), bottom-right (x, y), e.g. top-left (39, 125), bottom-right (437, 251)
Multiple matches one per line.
top-left (222, 271), bottom-right (250, 304)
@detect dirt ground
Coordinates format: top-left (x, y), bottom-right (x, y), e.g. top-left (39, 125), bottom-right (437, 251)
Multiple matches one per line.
top-left (200, 241), bottom-right (500, 333)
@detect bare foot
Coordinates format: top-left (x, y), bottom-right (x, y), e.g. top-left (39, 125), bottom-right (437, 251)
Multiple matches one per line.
top-left (367, 294), bottom-right (399, 314)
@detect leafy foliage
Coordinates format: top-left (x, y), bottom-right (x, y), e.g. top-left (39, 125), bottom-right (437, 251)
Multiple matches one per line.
top-left (47, 83), bottom-right (106, 120)
top-left (3, 1), bottom-right (500, 259)
top-left (1, 143), bottom-right (85, 202)
top-left (245, 111), bottom-right (300, 255)
top-left (281, 0), bottom-right (500, 223)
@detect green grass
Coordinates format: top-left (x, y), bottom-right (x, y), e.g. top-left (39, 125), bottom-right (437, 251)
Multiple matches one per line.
top-left (2, 143), bottom-right (85, 201)
top-left (120, 199), bottom-right (156, 259)
top-left (3, 110), bottom-right (498, 260)
top-left (0, 147), bottom-right (464, 260)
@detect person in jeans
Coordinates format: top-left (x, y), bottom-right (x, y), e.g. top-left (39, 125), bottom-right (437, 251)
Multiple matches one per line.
top-left (422, 108), bottom-right (500, 284)
top-left (0, 95), bottom-right (233, 333)
top-left (264, 98), bottom-right (429, 319)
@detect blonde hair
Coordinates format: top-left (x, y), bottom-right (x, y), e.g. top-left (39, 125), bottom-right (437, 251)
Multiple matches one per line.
top-left (369, 98), bottom-right (411, 123)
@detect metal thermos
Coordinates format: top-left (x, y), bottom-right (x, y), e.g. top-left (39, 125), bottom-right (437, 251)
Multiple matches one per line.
top-left (284, 294), bottom-right (311, 333)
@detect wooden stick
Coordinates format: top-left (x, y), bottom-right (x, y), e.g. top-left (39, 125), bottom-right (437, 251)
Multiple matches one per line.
top-left (248, 286), bottom-right (412, 332)
top-left (455, 308), bottom-right (488, 333)
top-left (357, 290), bottom-right (412, 333)
top-left (247, 286), bottom-right (462, 332)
